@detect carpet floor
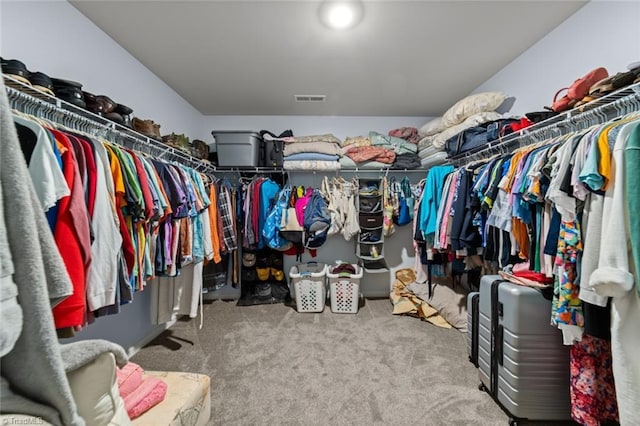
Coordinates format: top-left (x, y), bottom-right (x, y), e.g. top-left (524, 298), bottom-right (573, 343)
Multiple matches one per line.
top-left (131, 298), bottom-right (569, 425)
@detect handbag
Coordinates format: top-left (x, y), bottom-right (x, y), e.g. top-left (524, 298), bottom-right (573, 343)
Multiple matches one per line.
top-left (277, 189), bottom-right (304, 244)
top-left (259, 129), bottom-right (293, 167)
top-left (279, 206), bottom-right (304, 245)
top-left (548, 67), bottom-right (609, 112)
top-left (263, 184), bottom-right (292, 250)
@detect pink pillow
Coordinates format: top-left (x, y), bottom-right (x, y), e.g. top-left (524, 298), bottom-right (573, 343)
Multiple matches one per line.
top-left (116, 362), bottom-right (143, 399)
top-left (124, 376), bottom-right (168, 419)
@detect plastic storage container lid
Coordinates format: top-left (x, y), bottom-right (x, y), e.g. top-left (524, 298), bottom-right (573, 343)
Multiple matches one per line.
top-left (212, 130), bottom-right (261, 136)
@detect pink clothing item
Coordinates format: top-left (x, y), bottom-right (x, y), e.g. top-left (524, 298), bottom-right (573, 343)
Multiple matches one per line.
top-left (117, 362), bottom-right (144, 399)
top-left (439, 171), bottom-right (459, 249)
top-left (389, 127), bottom-right (421, 144)
top-left (124, 376), bottom-right (168, 419)
top-left (346, 146), bottom-right (396, 164)
top-left (570, 334), bottom-right (619, 425)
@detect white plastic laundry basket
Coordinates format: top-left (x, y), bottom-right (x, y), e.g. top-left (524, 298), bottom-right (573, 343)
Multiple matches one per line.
top-left (289, 262), bottom-right (327, 313)
top-left (327, 264), bottom-right (363, 314)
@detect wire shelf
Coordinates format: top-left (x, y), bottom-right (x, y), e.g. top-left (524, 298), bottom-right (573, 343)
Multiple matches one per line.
top-left (447, 82), bottom-right (640, 166)
top-left (3, 74), bottom-right (217, 175)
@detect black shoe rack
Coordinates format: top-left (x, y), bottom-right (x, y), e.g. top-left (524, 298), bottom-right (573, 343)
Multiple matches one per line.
top-left (356, 178), bottom-right (388, 272)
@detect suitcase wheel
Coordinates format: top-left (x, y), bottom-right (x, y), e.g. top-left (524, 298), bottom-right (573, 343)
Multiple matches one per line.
top-left (478, 383), bottom-right (487, 392)
top-left (508, 418), bottom-right (518, 426)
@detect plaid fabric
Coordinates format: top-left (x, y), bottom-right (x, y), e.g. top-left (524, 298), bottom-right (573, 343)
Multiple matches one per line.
top-left (219, 181), bottom-right (237, 251)
top-left (243, 182), bottom-right (256, 248)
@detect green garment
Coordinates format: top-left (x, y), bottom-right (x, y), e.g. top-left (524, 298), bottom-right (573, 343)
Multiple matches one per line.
top-left (624, 122), bottom-right (640, 296)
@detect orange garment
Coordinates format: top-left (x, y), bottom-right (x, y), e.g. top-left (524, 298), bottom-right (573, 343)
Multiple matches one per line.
top-left (512, 217), bottom-right (530, 260)
top-left (499, 151), bottom-right (526, 193)
top-left (208, 184), bottom-right (222, 263)
top-left (596, 125), bottom-right (613, 191)
top-left (597, 116), bottom-right (638, 190)
top-left (105, 145), bottom-right (126, 209)
top-left (180, 216), bottom-right (193, 263)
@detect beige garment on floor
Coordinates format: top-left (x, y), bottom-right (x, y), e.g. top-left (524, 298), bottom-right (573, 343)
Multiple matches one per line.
top-left (390, 268), bottom-right (452, 329)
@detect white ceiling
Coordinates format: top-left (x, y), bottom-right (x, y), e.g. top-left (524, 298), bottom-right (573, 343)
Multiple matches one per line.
top-left (70, 1), bottom-right (586, 117)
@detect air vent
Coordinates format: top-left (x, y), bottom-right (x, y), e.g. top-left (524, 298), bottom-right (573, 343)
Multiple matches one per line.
top-left (295, 94), bottom-right (326, 102)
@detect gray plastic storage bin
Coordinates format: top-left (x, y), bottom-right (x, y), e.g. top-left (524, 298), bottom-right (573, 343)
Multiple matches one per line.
top-left (212, 130), bottom-right (261, 167)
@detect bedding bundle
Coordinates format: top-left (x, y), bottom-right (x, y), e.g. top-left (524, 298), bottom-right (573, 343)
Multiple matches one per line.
top-left (416, 91), bottom-right (513, 164)
top-left (282, 133), bottom-right (342, 171)
top-left (341, 128), bottom-right (422, 169)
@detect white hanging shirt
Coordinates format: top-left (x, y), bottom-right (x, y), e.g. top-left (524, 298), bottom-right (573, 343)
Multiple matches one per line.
top-left (13, 116), bottom-right (69, 211)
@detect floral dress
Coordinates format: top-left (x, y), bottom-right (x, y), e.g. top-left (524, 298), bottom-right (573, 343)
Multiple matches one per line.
top-left (570, 334), bottom-right (619, 425)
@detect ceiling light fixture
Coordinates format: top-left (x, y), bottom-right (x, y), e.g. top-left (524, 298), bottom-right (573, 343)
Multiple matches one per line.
top-left (319, 1), bottom-right (364, 30)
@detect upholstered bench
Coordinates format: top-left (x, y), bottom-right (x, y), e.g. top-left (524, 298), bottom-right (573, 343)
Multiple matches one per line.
top-left (0, 353), bottom-right (211, 426)
top-left (132, 371), bottom-right (211, 426)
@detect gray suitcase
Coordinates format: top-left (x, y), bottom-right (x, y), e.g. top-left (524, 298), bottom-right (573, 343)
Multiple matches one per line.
top-left (478, 275), bottom-right (571, 424)
top-left (466, 291), bottom-right (480, 367)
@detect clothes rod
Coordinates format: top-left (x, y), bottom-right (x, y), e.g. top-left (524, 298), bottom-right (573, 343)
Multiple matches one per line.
top-left (4, 74), bottom-right (217, 176)
top-left (211, 167), bottom-right (429, 173)
top-left (447, 82), bottom-right (640, 167)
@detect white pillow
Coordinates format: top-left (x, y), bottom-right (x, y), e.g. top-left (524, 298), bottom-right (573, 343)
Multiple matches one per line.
top-left (441, 92), bottom-right (507, 128)
top-left (419, 117), bottom-right (445, 137)
top-left (432, 111), bottom-right (501, 149)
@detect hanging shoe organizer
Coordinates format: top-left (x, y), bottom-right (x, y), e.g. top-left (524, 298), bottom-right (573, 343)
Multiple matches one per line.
top-left (356, 178), bottom-right (388, 272)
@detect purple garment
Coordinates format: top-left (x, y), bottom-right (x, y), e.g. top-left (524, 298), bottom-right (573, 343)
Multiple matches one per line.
top-left (152, 161), bottom-right (187, 218)
top-left (166, 165), bottom-right (189, 219)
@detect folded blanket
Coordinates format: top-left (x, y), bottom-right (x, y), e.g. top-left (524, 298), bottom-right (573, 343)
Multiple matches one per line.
top-left (60, 339), bottom-right (128, 373)
top-left (418, 144), bottom-right (444, 159)
top-left (342, 136), bottom-right (371, 149)
top-left (339, 157), bottom-right (389, 170)
top-left (124, 376), bottom-right (167, 419)
top-left (290, 134), bottom-right (341, 144)
top-left (391, 153), bottom-right (422, 170)
top-left (117, 362), bottom-right (144, 399)
top-left (282, 160), bottom-right (340, 171)
top-left (369, 131), bottom-right (418, 154)
top-left (283, 153), bottom-right (340, 162)
top-left (345, 146), bottom-right (396, 164)
top-left (420, 152), bottom-right (448, 169)
top-left (389, 127), bottom-right (421, 144)
top-left (283, 141), bottom-right (343, 156)
top-left (417, 134), bottom-right (437, 151)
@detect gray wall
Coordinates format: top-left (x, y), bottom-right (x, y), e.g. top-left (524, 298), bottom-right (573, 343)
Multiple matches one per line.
top-left (0, 0), bottom-right (206, 140)
top-left (473, 1), bottom-right (640, 115)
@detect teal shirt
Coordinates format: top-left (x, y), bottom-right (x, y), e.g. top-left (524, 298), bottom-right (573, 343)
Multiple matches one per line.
top-left (624, 122), bottom-right (640, 296)
top-left (418, 165), bottom-right (454, 238)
